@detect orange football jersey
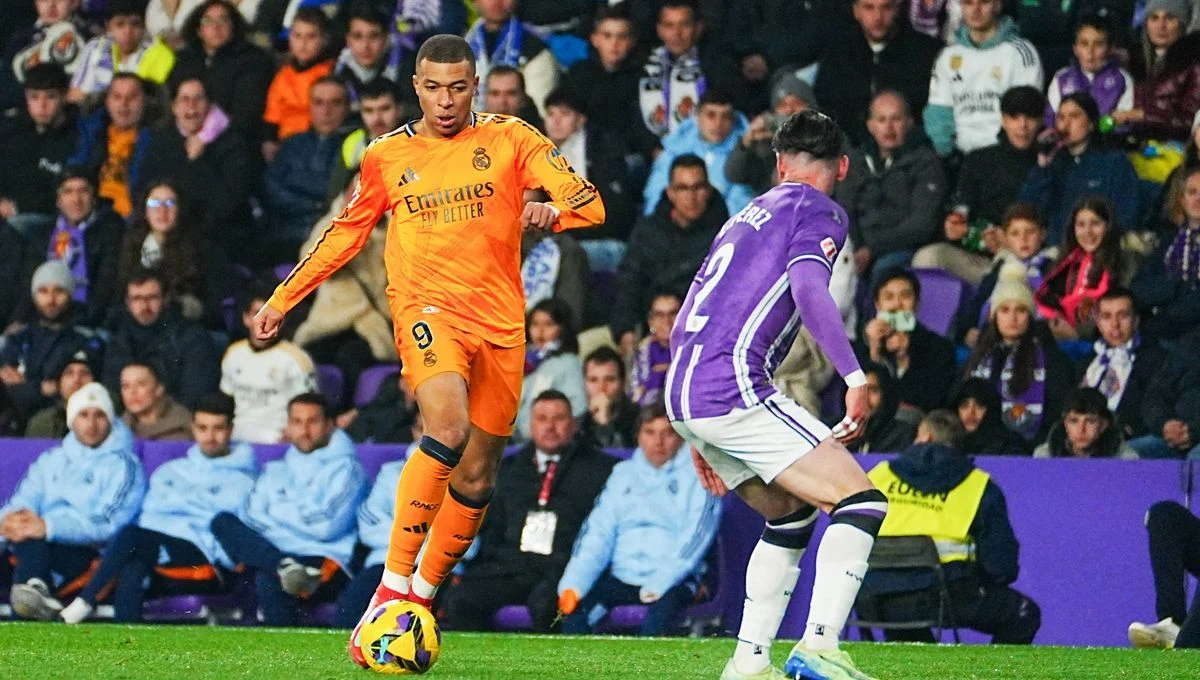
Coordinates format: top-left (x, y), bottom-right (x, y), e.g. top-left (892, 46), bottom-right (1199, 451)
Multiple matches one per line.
top-left (267, 112), bottom-right (605, 347)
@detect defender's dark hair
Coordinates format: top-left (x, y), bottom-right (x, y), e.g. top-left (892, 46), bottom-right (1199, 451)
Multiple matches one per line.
top-left (288, 392), bottom-right (333, 420)
top-left (636, 401), bottom-right (671, 431)
top-left (771, 109), bottom-right (845, 162)
top-left (195, 392), bottom-right (236, 421)
top-left (584, 347), bottom-right (626, 379)
top-left (416, 34), bottom-right (477, 74)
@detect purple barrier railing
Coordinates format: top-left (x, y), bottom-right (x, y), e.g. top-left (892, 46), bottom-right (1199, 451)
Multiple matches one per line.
top-left (0, 439), bottom-right (1193, 646)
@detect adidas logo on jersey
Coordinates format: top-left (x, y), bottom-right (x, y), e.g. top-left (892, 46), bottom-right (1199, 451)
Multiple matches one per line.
top-left (397, 167), bottom-right (419, 186)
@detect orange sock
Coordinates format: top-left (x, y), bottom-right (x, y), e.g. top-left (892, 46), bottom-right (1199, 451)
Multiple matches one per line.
top-left (385, 437), bottom-right (460, 577)
top-left (416, 485), bottom-right (489, 592)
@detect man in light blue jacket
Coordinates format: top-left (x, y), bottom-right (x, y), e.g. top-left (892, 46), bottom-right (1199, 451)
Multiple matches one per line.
top-left (61, 393), bottom-right (257, 623)
top-left (211, 393), bottom-right (368, 626)
top-left (641, 91), bottom-right (755, 218)
top-left (558, 402), bottom-right (721, 635)
top-left (0, 383), bottom-right (146, 620)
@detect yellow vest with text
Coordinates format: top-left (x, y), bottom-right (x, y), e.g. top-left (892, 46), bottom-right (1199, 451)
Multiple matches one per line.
top-left (867, 461), bottom-right (990, 564)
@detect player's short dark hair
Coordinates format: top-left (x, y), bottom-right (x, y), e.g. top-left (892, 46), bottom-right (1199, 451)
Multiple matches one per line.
top-left (485, 64), bottom-right (524, 89)
top-left (1063, 387), bottom-right (1111, 419)
top-left (122, 359), bottom-right (165, 385)
top-left (669, 153), bottom-right (708, 179)
top-left (1060, 91), bottom-right (1100, 123)
top-left (289, 392), bottom-right (333, 419)
top-left (584, 347), bottom-right (626, 379)
top-left (873, 267), bottom-right (921, 302)
top-left (106, 0), bottom-right (145, 20)
top-left (636, 401), bottom-right (671, 431)
top-left (292, 6), bottom-right (331, 35)
top-left (311, 74), bottom-right (349, 98)
top-left (171, 74), bottom-right (210, 101)
top-left (592, 3), bottom-right (632, 28)
top-left (771, 109), bottom-right (845, 162)
top-left (544, 87), bottom-right (583, 114)
top-left (1000, 85), bottom-right (1044, 118)
top-left (23, 63), bottom-right (69, 92)
top-left (346, 2), bottom-right (389, 31)
top-left (126, 268), bottom-right (165, 291)
top-left (1001, 201), bottom-right (1043, 230)
top-left (416, 34), bottom-right (477, 74)
top-left (1098, 286), bottom-right (1135, 308)
top-left (699, 90), bottom-right (733, 109)
top-left (1075, 13), bottom-right (1114, 40)
top-left (195, 392), bottom-right (236, 422)
top-left (109, 72), bottom-right (149, 97)
top-left (920, 410), bottom-right (965, 449)
top-left (358, 77), bottom-right (398, 103)
top-left (659, 0), bottom-right (698, 20)
top-left (532, 389), bottom-right (572, 411)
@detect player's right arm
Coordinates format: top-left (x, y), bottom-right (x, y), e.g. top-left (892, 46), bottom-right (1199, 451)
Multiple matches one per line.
top-left (786, 209), bottom-right (866, 443)
top-left (258, 147), bottom-right (391, 335)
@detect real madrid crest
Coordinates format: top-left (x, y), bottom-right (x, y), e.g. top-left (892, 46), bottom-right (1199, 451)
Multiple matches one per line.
top-left (473, 147), bottom-right (491, 171)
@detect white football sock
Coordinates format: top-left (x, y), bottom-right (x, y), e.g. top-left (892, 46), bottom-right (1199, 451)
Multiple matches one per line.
top-left (381, 569), bottom-right (411, 595)
top-left (802, 523), bottom-right (874, 651)
top-left (733, 540), bottom-right (804, 674)
top-left (411, 571), bottom-right (438, 600)
top-left (60, 598), bottom-right (94, 624)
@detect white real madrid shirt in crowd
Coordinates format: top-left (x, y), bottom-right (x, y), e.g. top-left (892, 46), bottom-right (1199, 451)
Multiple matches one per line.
top-left (556, 129), bottom-right (589, 182)
top-left (220, 339), bottom-right (318, 443)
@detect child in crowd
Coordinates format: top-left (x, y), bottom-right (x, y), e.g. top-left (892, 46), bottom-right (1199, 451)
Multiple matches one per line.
top-left (261, 8), bottom-right (333, 161)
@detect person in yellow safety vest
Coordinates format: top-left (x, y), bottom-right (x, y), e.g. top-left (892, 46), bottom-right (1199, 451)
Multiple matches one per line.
top-left (863, 409), bottom-right (1041, 643)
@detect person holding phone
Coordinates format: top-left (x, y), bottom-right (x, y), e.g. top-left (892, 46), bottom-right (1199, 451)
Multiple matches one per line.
top-left (857, 268), bottom-right (957, 412)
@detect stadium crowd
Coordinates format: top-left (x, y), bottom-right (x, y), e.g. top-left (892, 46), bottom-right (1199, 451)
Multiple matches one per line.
top-left (1, 0), bottom-right (1199, 642)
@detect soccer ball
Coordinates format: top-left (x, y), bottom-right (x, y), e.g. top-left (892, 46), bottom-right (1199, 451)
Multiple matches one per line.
top-left (358, 599), bottom-right (442, 674)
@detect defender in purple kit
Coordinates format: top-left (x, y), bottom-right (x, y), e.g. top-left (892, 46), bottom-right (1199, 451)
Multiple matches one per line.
top-left (667, 111), bottom-right (887, 680)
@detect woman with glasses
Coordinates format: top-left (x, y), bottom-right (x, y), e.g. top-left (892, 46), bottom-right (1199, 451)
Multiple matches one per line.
top-left (117, 180), bottom-right (229, 326)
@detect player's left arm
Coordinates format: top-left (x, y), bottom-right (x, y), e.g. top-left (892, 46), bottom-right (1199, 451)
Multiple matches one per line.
top-left (515, 124), bottom-right (606, 232)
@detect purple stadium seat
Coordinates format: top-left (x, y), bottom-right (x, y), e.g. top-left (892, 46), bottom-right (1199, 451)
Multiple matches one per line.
top-left (493, 605), bottom-right (534, 630)
top-left (316, 364), bottom-right (346, 410)
top-left (357, 444), bottom-right (407, 480)
top-left (297, 602), bottom-right (339, 627)
top-left (256, 443), bottom-right (289, 464)
top-left (0, 438), bottom-right (57, 503)
top-left (274, 263), bottom-right (297, 283)
top-left (354, 365), bottom-right (401, 407)
top-left (141, 440), bottom-right (192, 477)
top-left (912, 268), bottom-right (965, 337)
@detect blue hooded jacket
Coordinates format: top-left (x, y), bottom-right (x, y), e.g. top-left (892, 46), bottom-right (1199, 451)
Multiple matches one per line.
top-left (0, 421), bottom-right (145, 548)
top-left (558, 445), bottom-right (721, 599)
top-left (358, 451), bottom-right (409, 570)
top-left (138, 442), bottom-right (257, 569)
top-left (239, 429), bottom-right (367, 568)
top-left (642, 113), bottom-right (755, 218)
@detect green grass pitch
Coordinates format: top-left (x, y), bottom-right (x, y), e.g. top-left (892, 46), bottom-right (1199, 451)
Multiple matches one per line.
top-left (1, 623), bottom-right (1197, 679)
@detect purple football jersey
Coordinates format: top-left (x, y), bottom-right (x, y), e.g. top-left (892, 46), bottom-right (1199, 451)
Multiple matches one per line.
top-left (666, 182), bottom-right (848, 420)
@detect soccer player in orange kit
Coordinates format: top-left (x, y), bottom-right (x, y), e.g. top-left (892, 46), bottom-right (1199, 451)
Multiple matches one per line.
top-left (251, 34), bottom-right (604, 664)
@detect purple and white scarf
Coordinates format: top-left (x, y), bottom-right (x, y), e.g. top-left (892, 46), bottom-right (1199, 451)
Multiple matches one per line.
top-left (47, 214), bottom-right (95, 303)
top-left (1084, 334), bottom-right (1139, 411)
top-left (1164, 226), bottom-right (1200, 286)
top-left (972, 341), bottom-right (1047, 441)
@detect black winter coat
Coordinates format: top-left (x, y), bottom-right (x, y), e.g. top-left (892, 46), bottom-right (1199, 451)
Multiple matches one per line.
top-left (102, 306), bottom-right (220, 409)
top-left (1075, 342), bottom-right (1166, 439)
top-left (1141, 326), bottom-right (1200, 440)
top-left (813, 24), bottom-right (942, 147)
top-left (473, 440), bottom-right (618, 578)
top-left (610, 195), bottom-right (727, 338)
top-left (952, 131), bottom-right (1038, 227)
top-left (170, 40), bottom-right (277, 144)
top-left (0, 110), bottom-right (79, 216)
top-left (560, 56), bottom-right (660, 160)
top-left (26, 207), bottom-right (126, 328)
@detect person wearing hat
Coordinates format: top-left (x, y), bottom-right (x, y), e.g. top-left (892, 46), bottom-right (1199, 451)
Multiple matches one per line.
top-left (808, 0), bottom-right (942, 148)
top-left (0, 260), bottom-right (96, 420)
top-left (1115, 0), bottom-right (1200, 145)
top-left (29, 170), bottom-right (127, 328)
top-left (0, 382), bottom-right (146, 621)
top-left (24, 347), bottom-right (99, 439)
top-left (725, 71), bottom-right (816, 194)
top-left (961, 267), bottom-right (1074, 446)
top-left (0, 63), bottom-right (79, 238)
top-left (1020, 91), bottom-right (1142, 243)
top-left (912, 86), bottom-right (1044, 286)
